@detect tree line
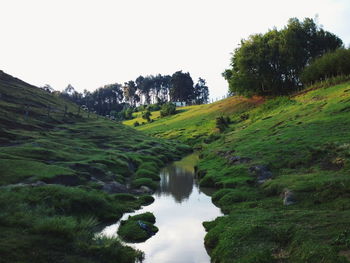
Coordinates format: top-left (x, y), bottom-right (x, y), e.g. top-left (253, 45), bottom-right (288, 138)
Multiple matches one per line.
top-left (223, 17), bottom-right (343, 96)
top-left (54, 71), bottom-right (209, 117)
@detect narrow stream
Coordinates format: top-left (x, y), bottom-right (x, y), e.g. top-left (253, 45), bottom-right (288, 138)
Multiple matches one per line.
top-left (99, 154), bottom-right (223, 263)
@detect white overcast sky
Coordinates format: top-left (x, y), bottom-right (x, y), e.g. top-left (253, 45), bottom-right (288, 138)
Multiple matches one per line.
top-left (0, 0), bottom-right (349, 99)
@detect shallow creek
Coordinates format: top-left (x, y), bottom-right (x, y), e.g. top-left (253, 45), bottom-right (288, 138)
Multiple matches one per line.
top-left (99, 154), bottom-right (222, 263)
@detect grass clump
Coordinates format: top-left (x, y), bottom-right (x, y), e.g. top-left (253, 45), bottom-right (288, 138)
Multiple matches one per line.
top-left (131, 178), bottom-right (158, 191)
top-left (118, 212), bottom-right (158, 242)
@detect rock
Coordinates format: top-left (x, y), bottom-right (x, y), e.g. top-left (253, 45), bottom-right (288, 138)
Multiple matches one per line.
top-left (139, 186), bottom-right (153, 194)
top-left (102, 181), bottom-right (128, 194)
top-left (30, 181), bottom-right (46, 187)
top-left (131, 185), bottom-right (154, 195)
top-left (228, 156), bottom-right (252, 165)
top-left (42, 175), bottom-right (82, 186)
top-left (249, 165), bottom-right (272, 184)
top-left (283, 189), bottom-right (296, 206)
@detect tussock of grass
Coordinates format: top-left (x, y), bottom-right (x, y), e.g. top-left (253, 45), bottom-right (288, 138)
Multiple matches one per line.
top-left (118, 212), bottom-right (158, 242)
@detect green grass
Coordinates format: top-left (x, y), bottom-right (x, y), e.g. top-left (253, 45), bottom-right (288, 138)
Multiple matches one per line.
top-left (118, 212), bottom-right (158, 242)
top-left (126, 79), bottom-right (350, 262)
top-left (196, 81), bottom-right (350, 262)
top-left (123, 96), bottom-right (264, 145)
top-left (0, 71), bottom-right (190, 262)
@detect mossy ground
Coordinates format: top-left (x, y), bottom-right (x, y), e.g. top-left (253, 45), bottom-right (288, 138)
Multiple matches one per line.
top-left (131, 80), bottom-right (350, 262)
top-left (0, 71), bottom-right (190, 262)
top-left (118, 212), bottom-right (158, 243)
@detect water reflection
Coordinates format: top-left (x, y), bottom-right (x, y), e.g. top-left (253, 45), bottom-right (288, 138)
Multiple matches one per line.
top-left (100, 154), bottom-right (222, 263)
top-left (156, 165), bottom-right (194, 203)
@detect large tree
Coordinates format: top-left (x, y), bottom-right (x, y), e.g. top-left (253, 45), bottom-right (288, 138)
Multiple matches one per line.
top-left (223, 18), bottom-right (343, 96)
top-left (170, 71), bottom-right (194, 102)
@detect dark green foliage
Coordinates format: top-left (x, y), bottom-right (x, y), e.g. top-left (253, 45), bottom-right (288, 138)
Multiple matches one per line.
top-left (118, 212), bottom-right (158, 242)
top-left (138, 195), bottom-right (155, 206)
top-left (128, 212), bottom-right (156, 224)
top-left (223, 18), bottom-right (343, 96)
top-left (133, 121), bottom-right (140, 127)
top-left (123, 108), bottom-right (134, 120)
top-left (215, 116), bottom-right (229, 132)
top-left (194, 78), bottom-right (209, 104)
top-left (170, 71), bottom-right (194, 103)
top-left (0, 185), bottom-right (145, 263)
top-left (142, 110), bottom-right (152, 122)
top-left (160, 103), bottom-right (177, 117)
top-left (147, 104), bottom-right (161, 112)
top-left (301, 48), bottom-right (350, 85)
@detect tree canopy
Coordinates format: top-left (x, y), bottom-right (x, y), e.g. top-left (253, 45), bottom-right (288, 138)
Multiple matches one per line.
top-left (223, 18), bottom-right (343, 96)
top-left (301, 48), bottom-right (350, 85)
top-left (59, 71), bottom-right (209, 118)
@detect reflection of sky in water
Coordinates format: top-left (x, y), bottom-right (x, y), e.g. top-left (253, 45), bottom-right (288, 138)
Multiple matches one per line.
top-left (100, 154), bottom-right (223, 263)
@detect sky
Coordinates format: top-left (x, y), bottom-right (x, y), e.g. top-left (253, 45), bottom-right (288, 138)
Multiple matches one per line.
top-left (0, 0), bottom-right (349, 100)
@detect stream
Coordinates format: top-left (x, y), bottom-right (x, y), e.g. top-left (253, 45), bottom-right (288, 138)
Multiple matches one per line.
top-left (99, 154), bottom-right (223, 263)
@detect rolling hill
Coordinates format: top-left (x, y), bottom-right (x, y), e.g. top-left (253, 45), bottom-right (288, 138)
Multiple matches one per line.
top-left (0, 70), bottom-right (190, 263)
top-left (128, 80), bottom-right (350, 262)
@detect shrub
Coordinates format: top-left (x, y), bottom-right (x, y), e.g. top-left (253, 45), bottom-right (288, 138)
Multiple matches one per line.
top-left (141, 110), bottom-right (152, 122)
top-left (301, 48), bottom-right (350, 85)
top-left (147, 104), bottom-right (161, 112)
top-left (133, 121), bottom-right (140, 127)
top-left (215, 116), bottom-right (229, 132)
top-left (160, 103), bottom-right (176, 117)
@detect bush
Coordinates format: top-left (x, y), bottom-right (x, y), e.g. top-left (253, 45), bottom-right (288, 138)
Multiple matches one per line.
top-left (215, 116), bottom-right (229, 132)
top-left (160, 103), bottom-right (176, 117)
top-left (301, 48), bottom-right (350, 85)
top-left (141, 110), bottom-right (152, 122)
top-left (133, 121), bottom-right (140, 127)
top-left (147, 104), bottom-right (161, 112)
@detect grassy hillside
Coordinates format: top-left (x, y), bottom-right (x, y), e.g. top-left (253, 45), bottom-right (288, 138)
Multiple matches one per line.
top-left (198, 81), bottom-right (350, 263)
top-left (0, 71), bottom-right (190, 263)
top-left (123, 96), bottom-right (264, 145)
top-left (129, 81), bottom-right (350, 262)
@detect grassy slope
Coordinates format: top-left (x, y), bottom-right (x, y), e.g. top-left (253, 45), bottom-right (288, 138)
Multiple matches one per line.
top-left (130, 81), bottom-right (350, 262)
top-left (123, 96), bottom-right (264, 145)
top-left (0, 71), bottom-right (190, 263)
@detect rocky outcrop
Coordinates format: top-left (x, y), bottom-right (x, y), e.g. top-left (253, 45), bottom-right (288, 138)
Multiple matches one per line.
top-left (102, 181), bottom-right (128, 194)
top-left (283, 189), bottom-right (296, 206)
top-left (249, 165), bottom-right (272, 184)
top-left (217, 150), bottom-right (252, 165)
top-left (227, 156), bottom-right (252, 165)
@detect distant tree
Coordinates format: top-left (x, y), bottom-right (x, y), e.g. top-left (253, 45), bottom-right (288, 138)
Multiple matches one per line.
top-left (142, 110), bottom-right (152, 122)
top-left (223, 17), bottom-right (343, 96)
top-left (123, 81), bottom-right (137, 106)
top-left (160, 103), bottom-right (176, 117)
top-left (194, 78), bottom-right (209, 104)
top-left (170, 71), bottom-right (194, 102)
